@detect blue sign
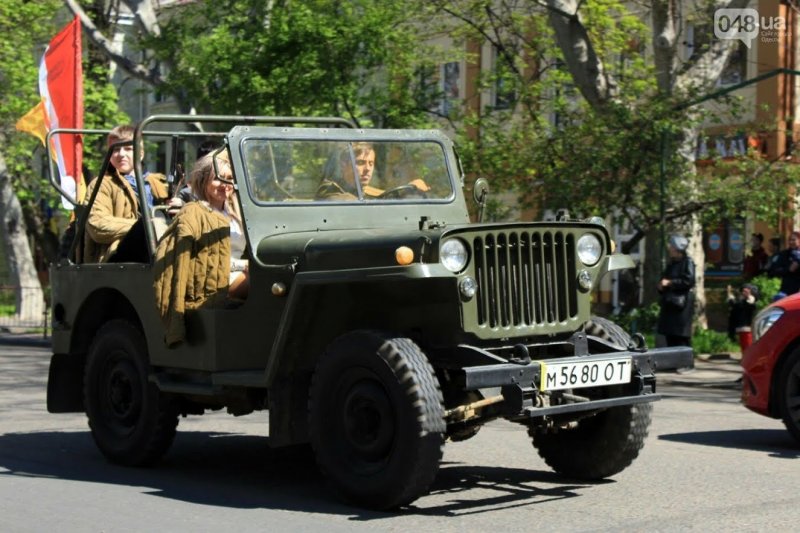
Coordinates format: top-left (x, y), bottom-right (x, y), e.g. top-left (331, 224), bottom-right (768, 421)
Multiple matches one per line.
top-left (729, 231), bottom-right (743, 251)
top-left (709, 233), bottom-right (721, 250)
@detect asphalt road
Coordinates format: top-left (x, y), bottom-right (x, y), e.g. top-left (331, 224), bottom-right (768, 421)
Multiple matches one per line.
top-left (1, 340), bottom-right (798, 532)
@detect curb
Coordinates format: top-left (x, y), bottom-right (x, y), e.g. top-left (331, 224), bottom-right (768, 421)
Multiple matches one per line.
top-left (696, 352), bottom-right (742, 362)
top-left (0, 334), bottom-right (52, 348)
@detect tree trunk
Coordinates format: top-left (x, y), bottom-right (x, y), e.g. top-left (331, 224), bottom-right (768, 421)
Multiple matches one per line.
top-left (0, 150), bottom-right (45, 328)
top-left (677, 125), bottom-right (707, 330)
top-left (688, 215), bottom-right (707, 330)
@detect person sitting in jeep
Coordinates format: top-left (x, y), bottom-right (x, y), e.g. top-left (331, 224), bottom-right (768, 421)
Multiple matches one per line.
top-left (315, 142), bottom-right (382, 200)
top-left (84, 125), bottom-right (169, 262)
top-left (315, 142), bottom-right (431, 201)
top-left (153, 150), bottom-right (248, 346)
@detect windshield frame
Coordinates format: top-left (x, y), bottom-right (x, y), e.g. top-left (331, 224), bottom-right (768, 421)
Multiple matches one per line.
top-left (237, 130), bottom-right (458, 207)
top-left (226, 125), bottom-right (470, 238)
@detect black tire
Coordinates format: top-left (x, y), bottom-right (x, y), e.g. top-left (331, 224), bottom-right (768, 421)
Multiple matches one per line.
top-left (84, 320), bottom-right (178, 466)
top-left (530, 399), bottom-right (652, 479)
top-left (531, 317), bottom-right (651, 479)
top-left (585, 316), bottom-right (631, 350)
top-left (308, 331), bottom-right (445, 510)
top-left (777, 348), bottom-right (800, 444)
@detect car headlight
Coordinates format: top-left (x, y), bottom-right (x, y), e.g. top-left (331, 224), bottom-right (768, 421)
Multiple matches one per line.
top-left (441, 239), bottom-right (468, 272)
top-left (577, 234), bottom-right (602, 266)
top-left (753, 307), bottom-right (785, 341)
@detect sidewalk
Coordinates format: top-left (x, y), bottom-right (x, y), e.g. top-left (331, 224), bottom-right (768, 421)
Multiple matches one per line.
top-left (0, 332), bottom-right (742, 387)
top-left (658, 352), bottom-right (742, 389)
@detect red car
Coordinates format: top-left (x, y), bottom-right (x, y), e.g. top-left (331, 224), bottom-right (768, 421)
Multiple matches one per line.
top-left (741, 292), bottom-right (800, 443)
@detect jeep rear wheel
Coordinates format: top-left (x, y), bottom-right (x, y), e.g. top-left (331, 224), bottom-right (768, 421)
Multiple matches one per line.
top-left (84, 320), bottom-right (178, 466)
top-left (308, 331), bottom-right (445, 510)
top-left (530, 399), bottom-right (652, 479)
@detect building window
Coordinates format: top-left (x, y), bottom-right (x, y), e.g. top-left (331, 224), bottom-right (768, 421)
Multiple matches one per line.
top-left (440, 61), bottom-right (460, 116)
top-left (719, 43), bottom-right (747, 86)
top-left (492, 47), bottom-right (515, 109)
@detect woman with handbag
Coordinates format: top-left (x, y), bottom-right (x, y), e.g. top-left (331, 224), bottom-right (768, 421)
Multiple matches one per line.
top-left (657, 235), bottom-right (695, 347)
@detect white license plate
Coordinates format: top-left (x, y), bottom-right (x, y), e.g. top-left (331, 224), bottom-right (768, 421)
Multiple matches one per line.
top-left (540, 357), bottom-right (632, 391)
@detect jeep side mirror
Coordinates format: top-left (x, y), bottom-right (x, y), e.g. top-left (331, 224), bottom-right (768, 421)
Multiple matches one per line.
top-left (473, 178), bottom-right (489, 223)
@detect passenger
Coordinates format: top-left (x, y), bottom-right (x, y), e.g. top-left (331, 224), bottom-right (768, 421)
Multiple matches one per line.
top-left (190, 150), bottom-right (249, 299)
top-left (153, 150), bottom-right (248, 347)
top-left (84, 125), bottom-right (169, 262)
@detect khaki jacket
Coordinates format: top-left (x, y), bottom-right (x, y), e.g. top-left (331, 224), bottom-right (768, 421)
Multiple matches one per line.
top-left (315, 179), bottom-right (384, 200)
top-left (153, 202), bottom-right (231, 347)
top-left (83, 171), bottom-right (169, 263)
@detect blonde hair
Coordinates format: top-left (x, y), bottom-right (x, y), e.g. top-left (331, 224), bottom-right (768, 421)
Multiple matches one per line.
top-left (190, 150), bottom-right (232, 203)
top-left (189, 149), bottom-right (241, 223)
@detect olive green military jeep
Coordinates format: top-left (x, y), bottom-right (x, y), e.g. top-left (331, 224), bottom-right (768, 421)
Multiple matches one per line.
top-left (46, 115), bottom-right (692, 510)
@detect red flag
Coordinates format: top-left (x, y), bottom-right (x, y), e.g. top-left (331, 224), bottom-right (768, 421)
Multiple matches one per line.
top-left (27, 17), bottom-right (84, 208)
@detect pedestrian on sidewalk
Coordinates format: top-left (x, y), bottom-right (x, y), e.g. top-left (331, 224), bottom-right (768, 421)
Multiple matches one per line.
top-left (742, 233), bottom-right (768, 281)
top-left (727, 283), bottom-right (758, 352)
top-left (657, 234), bottom-right (695, 347)
top-left (768, 231), bottom-right (800, 301)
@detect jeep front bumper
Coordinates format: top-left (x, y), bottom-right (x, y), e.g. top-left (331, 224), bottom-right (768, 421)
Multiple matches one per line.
top-left (456, 346), bottom-right (693, 419)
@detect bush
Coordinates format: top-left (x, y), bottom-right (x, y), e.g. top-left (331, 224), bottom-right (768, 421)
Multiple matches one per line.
top-left (692, 327), bottom-right (739, 354)
top-left (611, 302), bottom-right (660, 336)
top-left (747, 274), bottom-right (781, 310)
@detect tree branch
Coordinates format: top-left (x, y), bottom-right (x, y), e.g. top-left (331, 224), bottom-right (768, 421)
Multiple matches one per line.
top-left (63, 0), bottom-right (164, 86)
top-left (543, 0), bottom-right (617, 108)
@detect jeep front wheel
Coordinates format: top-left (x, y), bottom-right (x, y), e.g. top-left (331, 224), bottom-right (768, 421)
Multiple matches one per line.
top-left (530, 398), bottom-right (652, 479)
top-left (84, 320), bottom-right (178, 466)
top-left (532, 316), bottom-right (651, 479)
top-left (308, 331), bottom-right (445, 510)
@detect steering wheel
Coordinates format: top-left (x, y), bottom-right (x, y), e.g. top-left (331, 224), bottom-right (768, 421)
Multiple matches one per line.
top-left (378, 184), bottom-right (427, 200)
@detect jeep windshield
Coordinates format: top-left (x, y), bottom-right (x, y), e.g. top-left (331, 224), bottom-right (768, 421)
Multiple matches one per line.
top-left (240, 139), bottom-right (456, 204)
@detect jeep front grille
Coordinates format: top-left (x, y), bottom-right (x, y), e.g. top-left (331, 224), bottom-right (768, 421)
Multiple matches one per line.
top-left (473, 231), bottom-right (578, 328)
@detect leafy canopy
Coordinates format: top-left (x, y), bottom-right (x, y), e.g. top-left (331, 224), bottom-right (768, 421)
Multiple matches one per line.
top-left (147, 0), bottom-right (449, 127)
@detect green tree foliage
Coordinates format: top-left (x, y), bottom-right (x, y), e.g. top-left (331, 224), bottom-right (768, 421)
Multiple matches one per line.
top-left (1, 0), bottom-right (127, 264)
top-left (144, 0), bottom-right (450, 128)
top-left (434, 1), bottom-right (800, 247)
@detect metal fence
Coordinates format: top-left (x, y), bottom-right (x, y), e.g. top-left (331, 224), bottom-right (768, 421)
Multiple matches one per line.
top-left (0, 285), bottom-right (49, 337)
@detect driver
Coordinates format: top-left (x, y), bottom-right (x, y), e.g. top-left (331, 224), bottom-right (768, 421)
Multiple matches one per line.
top-left (316, 142), bottom-right (380, 200)
top-left (315, 143), bottom-right (430, 200)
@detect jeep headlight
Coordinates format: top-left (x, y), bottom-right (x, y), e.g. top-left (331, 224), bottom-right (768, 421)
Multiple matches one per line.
top-left (753, 307), bottom-right (784, 341)
top-left (577, 234), bottom-right (602, 266)
top-left (441, 239), bottom-right (468, 273)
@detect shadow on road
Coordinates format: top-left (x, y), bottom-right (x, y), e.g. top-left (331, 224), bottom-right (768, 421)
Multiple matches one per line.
top-left (659, 429), bottom-right (800, 458)
top-left (0, 429), bottom-right (595, 518)
top-left (398, 464), bottom-right (591, 517)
